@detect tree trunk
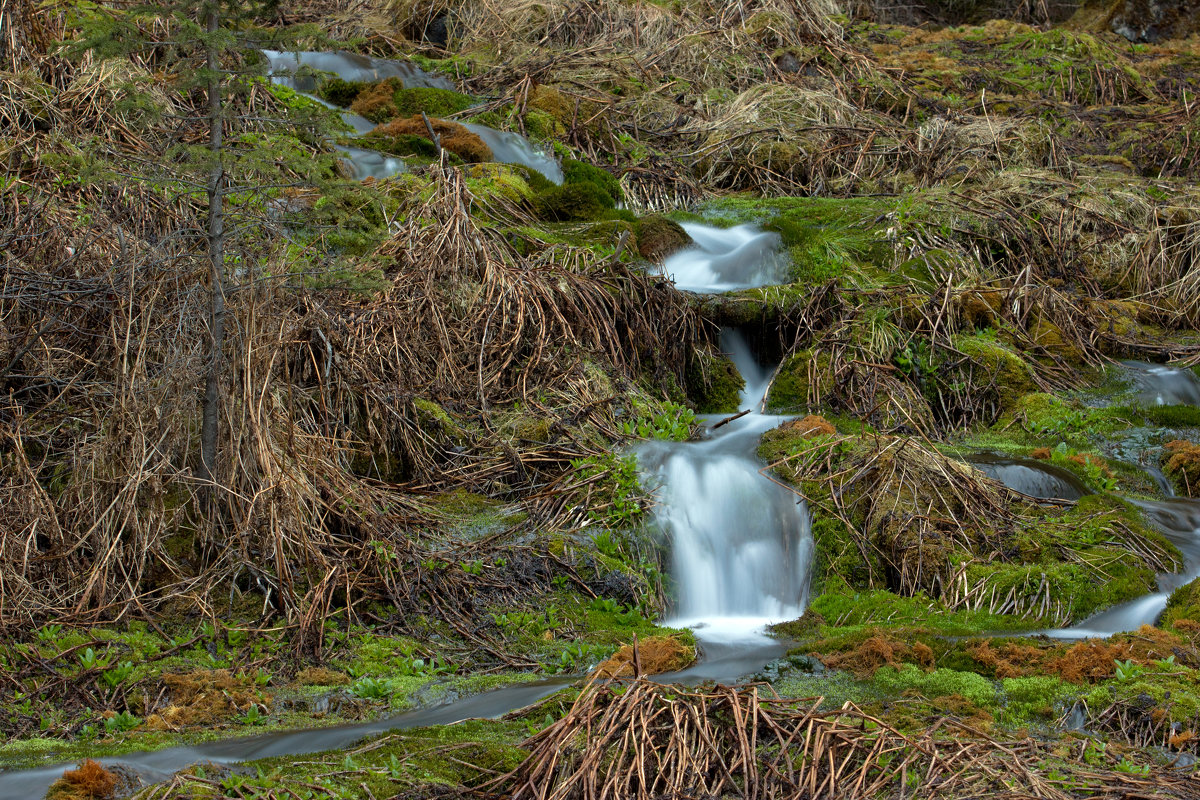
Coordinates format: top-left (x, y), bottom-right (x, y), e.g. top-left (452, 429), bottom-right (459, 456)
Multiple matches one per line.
top-left (200, 3), bottom-right (225, 499)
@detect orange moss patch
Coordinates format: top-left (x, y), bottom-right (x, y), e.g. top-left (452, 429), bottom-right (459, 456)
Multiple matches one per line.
top-left (965, 640), bottom-right (1045, 679)
top-left (592, 636), bottom-right (694, 678)
top-left (1030, 447), bottom-right (1052, 460)
top-left (780, 414), bottom-right (836, 438)
top-left (48, 760), bottom-right (116, 799)
top-left (349, 77), bottom-right (402, 122)
top-left (1050, 641), bottom-right (1133, 683)
top-left (369, 116), bottom-right (492, 163)
top-left (1067, 452), bottom-right (1114, 478)
top-left (820, 635), bottom-right (912, 677)
top-left (144, 670), bottom-right (269, 730)
top-left (1164, 440), bottom-right (1200, 497)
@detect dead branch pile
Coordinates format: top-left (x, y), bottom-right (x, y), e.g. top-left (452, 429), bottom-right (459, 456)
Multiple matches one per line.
top-left (484, 677), bottom-right (1200, 799)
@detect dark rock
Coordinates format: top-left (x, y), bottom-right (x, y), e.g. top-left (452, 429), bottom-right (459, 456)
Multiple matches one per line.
top-left (774, 52), bottom-right (801, 73)
top-left (1112, 0), bottom-right (1200, 42)
top-left (422, 13), bottom-right (449, 48)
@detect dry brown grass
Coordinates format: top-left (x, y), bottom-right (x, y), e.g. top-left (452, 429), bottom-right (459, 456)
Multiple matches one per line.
top-left (49, 759), bottom-right (116, 800)
top-left (591, 635), bottom-right (694, 678)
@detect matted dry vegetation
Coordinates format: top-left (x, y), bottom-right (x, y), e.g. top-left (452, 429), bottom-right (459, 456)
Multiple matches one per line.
top-left (481, 676), bottom-right (1200, 799)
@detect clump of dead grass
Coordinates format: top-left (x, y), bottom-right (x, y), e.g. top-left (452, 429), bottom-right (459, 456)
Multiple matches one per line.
top-left (47, 759), bottom-right (116, 800)
top-left (591, 635), bottom-right (694, 678)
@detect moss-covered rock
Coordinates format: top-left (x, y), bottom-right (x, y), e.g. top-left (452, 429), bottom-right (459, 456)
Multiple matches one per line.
top-left (393, 87), bottom-right (476, 118)
top-left (633, 214), bottom-right (691, 262)
top-left (367, 116), bottom-right (492, 162)
top-left (562, 158), bottom-right (622, 204)
top-left (319, 77), bottom-right (371, 107)
top-left (685, 347), bottom-right (744, 413)
top-left (950, 332), bottom-right (1037, 412)
top-left (533, 182), bottom-right (615, 222)
top-left (349, 80), bottom-right (475, 123)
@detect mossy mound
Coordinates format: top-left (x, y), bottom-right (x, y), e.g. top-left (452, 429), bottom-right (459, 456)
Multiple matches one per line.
top-left (368, 116), bottom-right (493, 162)
top-left (533, 182), bottom-right (616, 222)
top-left (633, 214), bottom-right (690, 262)
top-left (562, 159), bottom-right (622, 204)
top-left (767, 349), bottom-right (935, 435)
top-left (1163, 440), bottom-right (1200, 497)
top-left (685, 347), bottom-right (744, 413)
top-left (318, 77), bottom-right (371, 108)
top-left (350, 79), bottom-right (476, 123)
top-left (950, 333), bottom-right (1038, 413)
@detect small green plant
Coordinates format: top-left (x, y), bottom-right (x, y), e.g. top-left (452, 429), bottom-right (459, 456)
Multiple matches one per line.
top-left (103, 711), bottom-right (141, 734)
top-left (36, 624), bottom-right (63, 643)
top-left (350, 676), bottom-right (395, 699)
top-left (240, 705), bottom-right (266, 726)
top-left (78, 647), bottom-right (110, 672)
top-left (1114, 659), bottom-right (1144, 682)
top-left (461, 560), bottom-right (484, 576)
top-left (1114, 757), bottom-right (1150, 775)
top-left (593, 531), bottom-right (622, 558)
top-left (1154, 655), bottom-right (1177, 670)
top-left (101, 662), bottom-right (135, 688)
top-left (619, 401), bottom-right (695, 441)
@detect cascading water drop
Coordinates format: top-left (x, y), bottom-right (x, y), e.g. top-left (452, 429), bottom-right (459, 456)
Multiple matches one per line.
top-left (661, 223), bottom-right (786, 293)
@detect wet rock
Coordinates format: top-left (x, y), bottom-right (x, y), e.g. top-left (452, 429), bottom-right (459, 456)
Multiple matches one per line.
top-left (1112, 0), bottom-right (1200, 42)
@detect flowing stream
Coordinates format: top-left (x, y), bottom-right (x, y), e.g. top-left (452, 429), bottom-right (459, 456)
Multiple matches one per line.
top-left (0, 224), bottom-right (803, 796)
top-left (968, 362), bottom-right (1200, 639)
top-left (263, 50), bottom-right (562, 183)
top-left (661, 223), bottom-right (786, 293)
top-left (639, 227), bottom-right (813, 654)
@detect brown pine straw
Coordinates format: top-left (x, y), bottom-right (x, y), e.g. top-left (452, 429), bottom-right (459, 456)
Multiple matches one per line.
top-left (481, 676), bottom-right (1200, 800)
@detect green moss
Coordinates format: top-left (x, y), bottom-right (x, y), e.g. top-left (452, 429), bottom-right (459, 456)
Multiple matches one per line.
top-left (633, 214), bottom-right (690, 262)
top-left (561, 158), bottom-right (622, 204)
top-left (1142, 405), bottom-right (1200, 429)
top-left (765, 350), bottom-right (826, 413)
top-left (951, 332), bottom-right (1036, 412)
top-left (685, 348), bottom-right (744, 413)
top-left (874, 664), bottom-right (996, 706)
top-left (999, 676), bottom-right (1074, 724)
top-left (533, 182), bottom-right (615, 222)
top-left (318, 77), bottom-right (370, 107)
top-left (393, 87), bottom-right (476, 118)
top-left (1162, 576), bottom-right (1200, 631)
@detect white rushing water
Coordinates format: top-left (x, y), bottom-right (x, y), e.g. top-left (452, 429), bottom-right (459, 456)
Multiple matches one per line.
top-left (638, 330), bottom-right (813, 643)
top-left (661, 223), bottom-right (785, 293)
top-left (263, 51), bottom-right (563, 183)
top-left (1045, 498), bottom-right (1200, 638)
top-left (1122, 360), bottom-right (1200, 406)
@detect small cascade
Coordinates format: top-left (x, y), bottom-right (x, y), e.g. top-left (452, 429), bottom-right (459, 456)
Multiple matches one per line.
top-left (263, 51), bottom-right (562, 183)
top-left (261, 50), bottom-right (455, 91)
top-left (967, 453), bottom-right (1089, 501)
top-left (661, 223), bottom-right (785, 293)
top-left (638, 329), bottom-right (812, 643)
top-left (460, 122), bottom-right (564, 184)
top-left (1122, 360), bottom-right (1200, 406)
top-left (1046, 498), bottom-right (1200, 638)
